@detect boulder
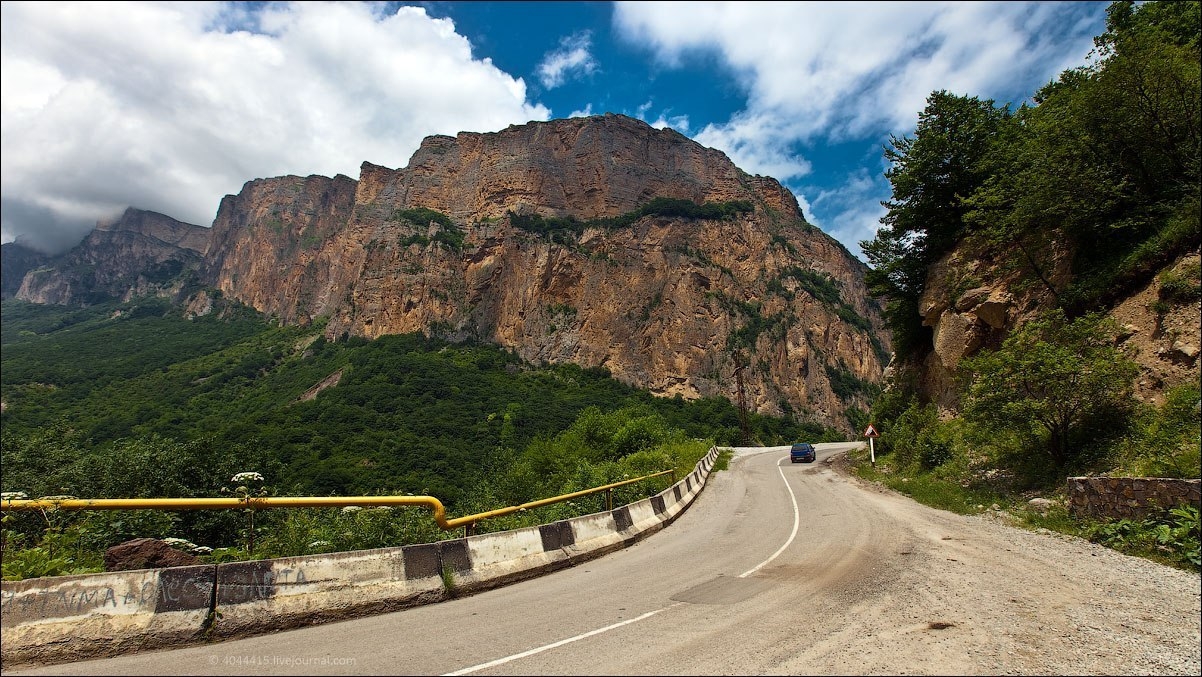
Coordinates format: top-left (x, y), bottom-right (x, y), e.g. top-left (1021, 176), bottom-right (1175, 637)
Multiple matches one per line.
top-left (104, 537), bottom-right (202, 572)
top-left (932, 310), bottom-right (987, 370)
top-left (1027, 498), bottom-right (1056, 514)
top-left (954, 287), bottom-right (992, 312)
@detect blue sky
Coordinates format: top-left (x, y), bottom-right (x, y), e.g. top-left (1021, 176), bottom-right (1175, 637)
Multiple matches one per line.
top-left (0, 1), bottom-right (1111, 260)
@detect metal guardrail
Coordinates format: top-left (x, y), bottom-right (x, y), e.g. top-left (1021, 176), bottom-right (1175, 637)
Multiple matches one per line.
top-left (0, 469), bottom-right (677, 537)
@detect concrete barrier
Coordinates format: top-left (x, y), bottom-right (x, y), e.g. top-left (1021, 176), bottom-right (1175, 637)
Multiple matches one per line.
top-left (208, 544), bottom-right (447, 638)
top-left (1, 446), bottom-right (724, 667)
top-left (0, 565), bottom-right (215, 666)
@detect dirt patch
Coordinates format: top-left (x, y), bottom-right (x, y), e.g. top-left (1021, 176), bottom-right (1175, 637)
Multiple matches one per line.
top-left (298, 368), bottom-right (343, 402)
top-left (1110, 251), bottom-right (1201, 407)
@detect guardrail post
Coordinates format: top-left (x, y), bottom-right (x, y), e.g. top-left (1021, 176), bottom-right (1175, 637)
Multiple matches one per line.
top-left (604, 488), bottom-right (613, 511)
top-left (464, 522), bottom-right (475, 538)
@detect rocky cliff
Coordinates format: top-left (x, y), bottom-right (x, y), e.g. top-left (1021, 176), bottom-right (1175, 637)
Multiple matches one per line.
top-left (7, 114), bottom-right (889, 431)
top-left (10, 208), bottom-right (210, 306)
top-left (907, 237), bottom-right (1200, 413)
top-left (0, 241), bottom-right (48, 299)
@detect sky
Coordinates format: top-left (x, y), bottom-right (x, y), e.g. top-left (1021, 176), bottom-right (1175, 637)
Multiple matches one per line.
top-left (0, 1), bottom-right (1112, 261)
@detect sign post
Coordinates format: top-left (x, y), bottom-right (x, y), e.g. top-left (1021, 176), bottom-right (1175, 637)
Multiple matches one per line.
top-left (863, 424), bottom-right (880, 466)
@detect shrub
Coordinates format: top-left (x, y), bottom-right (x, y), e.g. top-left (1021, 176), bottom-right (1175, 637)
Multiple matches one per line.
top-left (1158, 260), bottom-right (1201, 303)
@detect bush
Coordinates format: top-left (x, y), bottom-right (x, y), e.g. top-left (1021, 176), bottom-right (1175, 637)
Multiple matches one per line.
top-left (1085, 505), bottom-right (1200, 571)
top-left (1112, 382), bottom-right (1202, 478)
top-left (1158, 260), bottom-right (1201, 303)
top-left (960, 310), bottom-right (1140, 468)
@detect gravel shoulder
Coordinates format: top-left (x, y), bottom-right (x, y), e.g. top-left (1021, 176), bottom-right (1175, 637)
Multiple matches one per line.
top-left (816, 449), bottom-right (1202, 676)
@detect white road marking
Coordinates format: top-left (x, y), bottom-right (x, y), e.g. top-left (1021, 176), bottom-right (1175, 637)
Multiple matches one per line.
top-left (444, 451), bottom-right (801, 675)
top-left (442, 604), bottom-right (684, 675)
top-left (738, 456), bottom-right (799, 578)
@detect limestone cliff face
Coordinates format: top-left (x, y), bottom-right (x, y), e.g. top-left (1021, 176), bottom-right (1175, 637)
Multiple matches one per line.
top-left (204, 173), bottom-right (359, 326)
top-left (12, 208), bottom-right (210, 306)
top-left (358, 114), bottom-right (798, 220)
top-left (906, 238), bottom-right (1199, 413)
top-left (0, 241), bottom-right (48, 299)
top-left (206, 114), bottom-right (888, 430)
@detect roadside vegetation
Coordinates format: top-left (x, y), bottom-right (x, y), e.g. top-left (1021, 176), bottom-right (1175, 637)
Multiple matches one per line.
top-left (855, 0), bottom-right (1201, 573)
top-left (0, 296), bottom-right (834, 580)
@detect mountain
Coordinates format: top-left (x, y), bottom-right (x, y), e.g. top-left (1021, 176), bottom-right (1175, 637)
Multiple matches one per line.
top-left (4, 114), bottom-right (888, 431)
top-left (6, 208), bottom-right (210, 306)
top-left (0, 240), bottom-right (48, 299)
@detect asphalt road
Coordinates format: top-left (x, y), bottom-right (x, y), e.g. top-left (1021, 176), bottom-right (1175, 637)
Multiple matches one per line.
top-left (10, 442), bottom-right (1200, 675)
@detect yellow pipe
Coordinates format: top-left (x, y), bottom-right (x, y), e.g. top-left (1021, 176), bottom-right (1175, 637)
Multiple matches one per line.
top-left (0, 469), bottom-right (676, 533)
top-left (1, 496), bottom-right (451, 529)
top-left (445, 469), bottom-right (676, 529)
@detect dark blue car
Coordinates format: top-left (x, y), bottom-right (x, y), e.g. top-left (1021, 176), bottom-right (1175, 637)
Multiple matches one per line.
top-left (789, 442), bottom-right (816, 463)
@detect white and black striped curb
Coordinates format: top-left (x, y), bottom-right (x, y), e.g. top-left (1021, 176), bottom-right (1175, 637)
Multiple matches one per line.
top-left (0, 447), bottom-right (721, 666)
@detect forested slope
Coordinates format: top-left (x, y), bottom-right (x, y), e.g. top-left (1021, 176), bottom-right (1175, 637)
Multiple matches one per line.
top-left (0, 296), bottom-right (841, 577)
top-left (852, 0), bottom-right (1199, 570)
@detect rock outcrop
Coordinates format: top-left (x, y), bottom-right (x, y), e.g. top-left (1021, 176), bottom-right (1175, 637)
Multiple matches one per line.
top-left (5, 114), bottom-right (889, 431)
top-left (11, 208), bottom-right (211, 306)
top-left (906, 235), bottom-right (1199, 413)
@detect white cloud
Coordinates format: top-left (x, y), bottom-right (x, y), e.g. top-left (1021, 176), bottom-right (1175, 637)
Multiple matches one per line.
top-left (614, 1), bottom-right (1107, 259)
top-left (694, 113), bottom-right (812, 182)
top-left (646, 113), bottom-right (691, 135)
top-left (616, 1), bottom-right (1101, 144)
top-left (568, 104), bottom-right (595, 118)
top-left (1, 1), bottom-right (549, 253)
top-left (794, 166), bottom-right (893, 261)
top-left (537, 31), bottom-right (598, 89)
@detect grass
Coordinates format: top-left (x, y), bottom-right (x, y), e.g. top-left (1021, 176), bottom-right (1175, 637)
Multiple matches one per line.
top-left (713, 448), bottom-right (733, 472)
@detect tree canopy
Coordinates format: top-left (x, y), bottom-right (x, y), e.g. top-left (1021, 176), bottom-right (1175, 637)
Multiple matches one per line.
top-left (960, 310), bottom-right (1140, 468)
top-left (862, 0), bottom-right (1201, 360)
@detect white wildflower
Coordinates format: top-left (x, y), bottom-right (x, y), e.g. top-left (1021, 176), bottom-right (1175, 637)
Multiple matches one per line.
top-left (308, 540), bottom-right (332, 549)
top-left (1, 491), bottom-right (29, 500)
top-left (162, 537), bottom-right (199, 550)
top-left (230, 472), bottom-right (264, 483)
top-left (340, 506), bottom-right (362, 514)
top-left (191, 546), bottom-right (213, 555)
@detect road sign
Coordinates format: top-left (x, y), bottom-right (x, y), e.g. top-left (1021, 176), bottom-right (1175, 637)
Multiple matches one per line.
top-left (864, 424), bottom-right (880, 466)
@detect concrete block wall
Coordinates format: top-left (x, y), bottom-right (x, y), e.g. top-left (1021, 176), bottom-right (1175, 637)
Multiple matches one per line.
top-left (1, 446), bottom-right (721, 667)
top-left (1066, 477), bottom-right (1201, 519)
top-left (0, 565), bottom-right (215, 665)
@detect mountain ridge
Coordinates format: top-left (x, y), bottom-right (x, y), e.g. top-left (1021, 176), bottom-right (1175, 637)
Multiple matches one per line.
top-left (2, 114), bottom-right (888, 431)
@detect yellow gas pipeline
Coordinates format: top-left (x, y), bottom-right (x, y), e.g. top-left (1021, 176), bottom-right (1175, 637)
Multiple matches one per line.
top-left (0, 469), bottom-right (675, 534)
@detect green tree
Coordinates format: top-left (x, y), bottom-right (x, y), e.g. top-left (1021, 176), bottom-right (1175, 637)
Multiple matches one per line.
top-left (862, 91), bottom-right (1011, 355)
top-left (960, 310), bottom-right (1140, 468)
top-left (963, 0), bottom-right (1200, 312)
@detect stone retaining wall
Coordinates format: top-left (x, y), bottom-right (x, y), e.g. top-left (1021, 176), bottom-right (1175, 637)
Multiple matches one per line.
top-left (1066, 477), bottom-right (1201, 519)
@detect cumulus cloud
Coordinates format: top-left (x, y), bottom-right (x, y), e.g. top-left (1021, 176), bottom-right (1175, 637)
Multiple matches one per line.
top-left (0, 1), bottom-right (548, 253)
top-left (537, 31), bottom-right (598, 89)
top-left (794, 165), bottom-right (893, 261)
top-left (613, 0), bottom-right (1105, 259)
top-left (646, 112), bottom-right (691, 135)
top-left (568, 103), bottom-right (595, 118)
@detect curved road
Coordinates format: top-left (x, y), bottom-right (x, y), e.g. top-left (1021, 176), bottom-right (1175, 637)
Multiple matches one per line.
top-left (10, 443), bottom-right (1200, 675)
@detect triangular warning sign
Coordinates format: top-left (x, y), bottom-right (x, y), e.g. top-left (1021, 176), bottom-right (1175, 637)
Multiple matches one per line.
top-left (864, 424), bottom-right (880, 438)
